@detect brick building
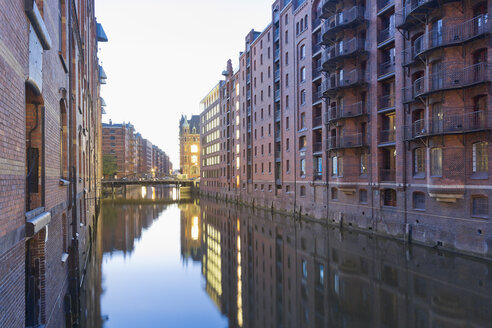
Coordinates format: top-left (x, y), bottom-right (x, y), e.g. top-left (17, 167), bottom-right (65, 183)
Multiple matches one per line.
top-left (199, 0), bottom-right (492, 257)
top-left (0, 0), bottom-right (107, 326)
top-left (102, 121), bottom-right (137, 178)
top-left (139, 138), bottom-right (153, 175)
top-left (179, 114), bottom-right (201, 179)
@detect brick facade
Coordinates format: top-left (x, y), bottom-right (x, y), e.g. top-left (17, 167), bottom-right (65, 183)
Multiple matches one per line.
top-left (199, 0), bottom-right (492, 258)
top-left (0, 0), bottom-right (106, 326)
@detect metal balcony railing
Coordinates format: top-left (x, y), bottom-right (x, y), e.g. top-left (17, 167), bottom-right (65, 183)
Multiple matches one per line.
top-left (246, 73), bottom-right (251, 83)
top-left (378, 94), bottom-right (395, 111)
top-left (326, 102), bottom-right (365, 123)
top-left (312, 18), bottom-right (322, 30)
top-left (312, 90), bottom-right (322, 104)
top-left (322, 38), bottom-right (366, 67)
top-left (397, 0), bottom-right (435, 28)
top-left (274, 70), bottom-right (280, 81)
top-left (274, 89), bottom-right (281, 101)
top-left (404, 110), bottom-right (490, 139)
top-left (275, 109), bottom-right (281, 121)
top-left (378, 0), bottom-right (394, 11)
top-left (247, 89), bottom-right (251, 100)
top-left (322, 6), bottom-right (366, 39)
top-left (404, 63), bottom-right (489, 102)
top-left (378, 60), bottom-right (395, 77)
top-left (313, 116), bottom-right (323, 128)
top-left (312, 67), bottom-right (322, 80)
top-left (246, 57), bottom-right (251, 67)
top-left (274, 48), bottom-right (280, 61)
top-left (247, 123), bottom-right (251, 131)
top-left (322, 69), bottom-right (368, 94)
top-left (327, 133), bottom-right (367, 150)
top-left (274, 28), bottom-right (280, 40)
top-left (430, 62), bottom-right (488, 92)
top-left (312, 43), bottom-right (322, 55)
top-left (380, 169), bottom-right (396, 182)
top-left (378, 26), bottom-right (395, 44)
top-left (379, 129), bottom-right (396, 143)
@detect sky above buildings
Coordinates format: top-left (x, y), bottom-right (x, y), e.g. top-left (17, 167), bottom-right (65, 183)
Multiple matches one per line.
top-left (96, 0), bottom-right (272, 167)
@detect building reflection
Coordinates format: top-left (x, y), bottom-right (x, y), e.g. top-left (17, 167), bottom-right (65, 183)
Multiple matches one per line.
top-left (81, 186), bottom-right (187, 327)
top-left (180, 201), bottom-right (202, 264)
top-left (197, 198), bottom-right (492, 328)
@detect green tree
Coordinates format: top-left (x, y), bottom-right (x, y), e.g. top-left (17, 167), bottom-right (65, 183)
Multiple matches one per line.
top-left (103, 154), bottom-right (118, 179)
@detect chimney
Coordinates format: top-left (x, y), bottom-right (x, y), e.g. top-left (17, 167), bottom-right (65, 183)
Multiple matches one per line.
top-left (109, 119), bottom-right (112, 125)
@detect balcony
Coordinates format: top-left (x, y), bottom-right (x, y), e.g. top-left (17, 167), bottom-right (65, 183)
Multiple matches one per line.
top-left (313, 115), bottom-right (323, 128)
top-left (312, 90), bottom-right (323, 104)
top-left (312, 43), bottom-right (322, 56)
top-left (409, 16), bottom-right (491, 61)
top-left (313, 142), bottom-right (323, 153)
top-left (397, 0), bottom-right (459, 29)
top-left (312, 18), bottom-right (322, 31)
top-left (380, 169), bottom-right (396, 182)
top-left (275, 109), bottom-right (281, 122)
top-left (379, 129), bottom-right (396, 144)
top-left (247, 122), bottom-right (252, 132)
top-left (322, 6), bottom-right (367, 43)
top-left (247, 105), bottom-right (251, 115)
top-left (404, 63), bottom-right (489, 102)
top-left (322, 69), bottom-right (368, 96)
top-left (274, 89), bottom-right (281, 101)
top-left (320, 0), bottom-right (339, 18)
top-left (246, 57), bottom-right (251, 67)
top-left (378, 26), bottom-right (395, 45)
top-left (326, 102), bottom-right (366, 123)
top-left (378, 60), bottom-right (395, 79)
top-left (274, 28), bottom-right (280, 41)
top-left (274, 48), bottom-right (280, 61)
top-left (312, 67), bottom-right (322, 81)
top-left (404, 110), bottom-right (491, 140)
top-left (246, 73), bottom-right (251, 83)
top-left (247, 89), bottom-right (251, 100)
top-left (274, 69), bottom-right (280, 81)
top-left (322, 38), bottom-right (367, 69)
top-left (327, 133), bottom-right (368, 150)
top-left (377, 0), bottom-right (394, 14)
top-left (378, 94), bottom-right (395, 112)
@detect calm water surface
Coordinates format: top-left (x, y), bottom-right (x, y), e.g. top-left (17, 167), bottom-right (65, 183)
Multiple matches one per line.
top-left (81, 186), bottom-right (492, 328)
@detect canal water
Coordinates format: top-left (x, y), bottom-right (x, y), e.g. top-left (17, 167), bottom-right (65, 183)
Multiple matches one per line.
top-left (81, 186), bottom-right (492, 328)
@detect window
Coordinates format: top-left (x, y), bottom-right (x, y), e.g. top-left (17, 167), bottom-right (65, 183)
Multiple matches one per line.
top-left (300, 90), bottom-right (306, 104)
top-left (331, 187), bottom-right (338, 200)
top-left (383, 189), bottom-right (397, 207)
top-left (360, 151), bottom-right (368, 174)
top-left (472, 195), bottom-right (488, 217)
top-left (60, 100), bottom-right (68, 178)
top-left (317, 264), bottom-right (324, 286)
top-left (300, 186), bottom-right (306, 197)
top-left (430, 148), bottom-right (442, 176)
top-left (332, 156), bottom-right (343, 176)
top-left (413, 192), bottom-right (425, 210)
top-left (300, 113), bottom-right (306, 129)
top-left (414, 148), bottom-right (425, 175)
top-left (286, 117), bottom-right (290, 129)
top-left (300, 45), bottom-right (306, 59)
top-left (300, 159), bottom-right (306, 176)
top-left (286, 138), bottom-right (290, 150)
top-left (473, 141), bottom-right (488, 173)
top-left (300, 67), bottom-right (306, 82)
top-left (286, 160), bottom-right (290, 172)
top-left (360, 189), bottom-right (368, 203)
top-left (285, 52), bottom-right (289, 65)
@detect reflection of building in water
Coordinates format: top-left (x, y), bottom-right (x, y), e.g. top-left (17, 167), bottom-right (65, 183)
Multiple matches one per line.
top-left (199, 198), bottom-right (492, 328)
top-left (101, 204), bottom-right (166, 255)
top-left (180, 202), bottom-right (202, 264)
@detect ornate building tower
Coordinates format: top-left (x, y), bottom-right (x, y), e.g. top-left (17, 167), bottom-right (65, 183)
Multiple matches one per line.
top-left (179, 115), bottom-right (201, 178)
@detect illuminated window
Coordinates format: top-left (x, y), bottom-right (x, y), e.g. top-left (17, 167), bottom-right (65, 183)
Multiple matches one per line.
top-left (191, 144), bottom-right (198, 153)
top-left (191, 155), bottom-right (198, 164)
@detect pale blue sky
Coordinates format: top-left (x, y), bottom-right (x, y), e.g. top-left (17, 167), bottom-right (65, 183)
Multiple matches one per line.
top-left (96, 0), bottom-right (272, 167)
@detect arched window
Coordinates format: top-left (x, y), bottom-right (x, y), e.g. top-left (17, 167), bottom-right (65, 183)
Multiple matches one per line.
top-left (304, 15), bottom-right (308, 29)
